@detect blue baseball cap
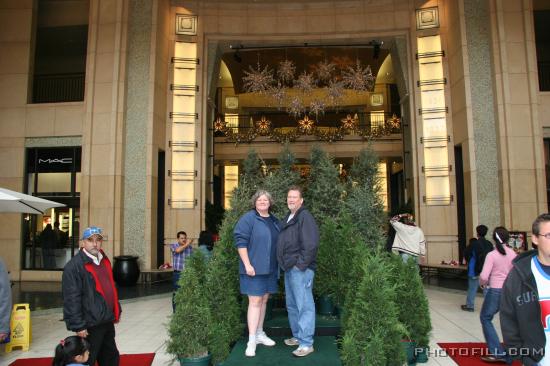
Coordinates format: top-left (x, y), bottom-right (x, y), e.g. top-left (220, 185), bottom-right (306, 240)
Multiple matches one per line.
top-left (81, 226), bottom-right (103, 240)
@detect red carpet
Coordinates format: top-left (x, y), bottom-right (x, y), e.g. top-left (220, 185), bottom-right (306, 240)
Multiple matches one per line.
top-left (8, 353), bottom-right (155, 366)
top-left (438, 343), bottom-right (521, 365)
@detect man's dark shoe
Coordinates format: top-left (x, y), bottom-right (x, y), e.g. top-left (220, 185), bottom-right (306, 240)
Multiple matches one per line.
top-left (460, 305), bottom-right (474, 312)
top-left (480, 355), bottom-right (507, 363)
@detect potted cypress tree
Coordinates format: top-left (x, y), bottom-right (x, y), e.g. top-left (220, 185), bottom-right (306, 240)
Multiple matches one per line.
top-left (305, 145), bottom-right (343, 221)
top-left (167, 251), bottom-right (212, 366)
top-left (388, 254), bottom-right (432, 364)
top-left (204, 239), bottom-right (242, 365)
top-left (343, 147), bottom-right (386, 250)
top-left (264, 143), bottom-right (301, 219)
top-left (341, 251), bottom-right (406, 366)
top-left (305, 146), bottom-right (343, 314)
top-left (315, 218), bottom-right (339, 315)
top-left (203, 150), bottom-right (263, 364)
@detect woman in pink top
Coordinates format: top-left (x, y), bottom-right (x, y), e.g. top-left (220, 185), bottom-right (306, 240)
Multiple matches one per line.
top-left (478, 226), bottom-right (517, 363)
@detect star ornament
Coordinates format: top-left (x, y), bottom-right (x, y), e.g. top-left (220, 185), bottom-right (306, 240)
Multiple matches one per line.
top-left (213, 116), bottom-right (226, 132)
top-left (255, 116), bottom-right (272, 135)
top-left (298, 115), bottom-right (315, 135)
top-left (340, 114), bottom-right (359, 131)
top-left (387, 113), bottom-right (401, 129)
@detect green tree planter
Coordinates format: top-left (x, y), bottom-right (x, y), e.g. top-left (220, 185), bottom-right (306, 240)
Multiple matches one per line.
top-left (178, 353), bottom-right (212, 366)
top-left (317, 295), bottom-right (335, 315)
top-left (401, 341), bottom-right (417, 366)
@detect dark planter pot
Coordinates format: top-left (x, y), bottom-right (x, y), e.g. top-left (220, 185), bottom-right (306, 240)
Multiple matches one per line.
top-left (113, 255), bottom-right (140, 286)
top-left (401, 341), bottom-right (417, 366)
top-left (179, 353), bottom-right (211, 366)
top-left (317, 295), bottom-right (335, 315)
top-left (415, 346), bottom-right (429, 363)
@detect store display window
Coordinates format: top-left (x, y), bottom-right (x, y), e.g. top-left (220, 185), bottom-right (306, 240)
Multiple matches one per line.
top-left (22, 147), bottom-right (81, 270)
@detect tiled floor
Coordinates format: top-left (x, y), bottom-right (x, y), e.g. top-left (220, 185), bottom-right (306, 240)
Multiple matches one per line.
top-left (0, 285), bottom-right (500, 366)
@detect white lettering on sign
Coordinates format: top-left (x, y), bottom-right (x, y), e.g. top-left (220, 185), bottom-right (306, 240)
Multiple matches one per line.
top-left (38, 158), bottom-right (72, 164)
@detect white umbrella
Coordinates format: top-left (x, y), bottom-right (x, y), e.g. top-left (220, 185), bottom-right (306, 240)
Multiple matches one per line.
top-left (0, 187), bottom-right (65, 214)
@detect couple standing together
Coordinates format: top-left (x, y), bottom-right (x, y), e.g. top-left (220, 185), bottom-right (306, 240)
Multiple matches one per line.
top-left (234, 186), bottom-right (319, 358)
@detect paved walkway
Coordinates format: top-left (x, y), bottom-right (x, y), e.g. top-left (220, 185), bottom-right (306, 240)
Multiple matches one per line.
top-left (0, 286), bottom-right (499, 366)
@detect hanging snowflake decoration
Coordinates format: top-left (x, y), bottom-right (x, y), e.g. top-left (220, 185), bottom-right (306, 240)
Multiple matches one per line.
top-left (242, 63), bottom-right (274, 94)
top-left (295, 71), bottom-right (316, 93)
top-left (342, 61), bottom-right (375, 91)
top-left (268, 83), bottom-right (287, 109)
top-left (309, 99), bottom-right (325, 118)
top-left (255, 116), bottom-right (272, 136)
top-left (316, 61), bottom-right (336, 83)
top-left (287, 96), bottom-right (305, 118)
top-left (213, 116), bottom-right (226, 132)
top-left (340, 114), bottom-right (359, 131)
top-left (326, 79), bottom-right (344, 105)
top-left (298, 115), bottom-right (315, 135)
top-left (277, 60), bottom-right (296, 85)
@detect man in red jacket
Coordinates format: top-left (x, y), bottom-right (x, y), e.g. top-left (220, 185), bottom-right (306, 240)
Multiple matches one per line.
top-left (62, 226), bottom-right (121, 366)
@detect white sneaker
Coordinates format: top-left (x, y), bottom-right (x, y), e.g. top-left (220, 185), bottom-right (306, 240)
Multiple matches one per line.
top-left (293, 346), bottom-right (314, 357)
top-left (284, 337), bottom-right (299, 346)
top-left (256, 331), bottom-right (276, 346)
top-left (245, 340), bottom-right (256, 357)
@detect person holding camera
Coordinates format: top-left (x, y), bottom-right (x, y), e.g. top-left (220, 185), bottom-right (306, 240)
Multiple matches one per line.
top-left (390, 213), bottom-right (426, 264)
top-left (170, 231), bottom-right (193, 312)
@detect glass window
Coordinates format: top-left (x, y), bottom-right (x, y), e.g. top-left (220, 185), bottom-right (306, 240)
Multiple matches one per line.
top-left (534, 10), bottom-right (550, 91)
top-left (31, 0), bottom-right (89, 103)
top-left (23, 147), bottom-right (81, 270)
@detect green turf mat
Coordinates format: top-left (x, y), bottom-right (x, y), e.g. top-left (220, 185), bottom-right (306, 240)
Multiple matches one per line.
top-left (222, 336), bottom-right (341, 366)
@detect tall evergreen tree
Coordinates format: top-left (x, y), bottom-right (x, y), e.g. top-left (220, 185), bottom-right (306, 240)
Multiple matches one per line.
top-left (264, 143), bottom-right (301, 218)
top-left (305, 145), bottom-right (343, 221)
top-left (343, 147), bottom-right (386, 250)
top-left (167, 252), bottom-right (210, 358)
top-left (341, 251), bottom-right (405, 366)
top-left (228, 149), bottom-right (263, 216)
top-left (197, 148), bottom-right (263, 363)
top-left (387, 254), bottom-right (432, 349)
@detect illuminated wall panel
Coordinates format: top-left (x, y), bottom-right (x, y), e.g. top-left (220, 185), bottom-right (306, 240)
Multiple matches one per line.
top-left (170, 41), bottom-right (198, 208)
top-left (377, 162), bottom-right (388, 211)
top-left (224, 165), bottom-right (239, 209)
top-left (417, 35), bottom-right (451, 205)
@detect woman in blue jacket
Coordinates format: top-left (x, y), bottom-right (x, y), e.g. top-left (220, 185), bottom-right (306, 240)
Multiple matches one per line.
top-left (234, 189), bottom-right (280, 358)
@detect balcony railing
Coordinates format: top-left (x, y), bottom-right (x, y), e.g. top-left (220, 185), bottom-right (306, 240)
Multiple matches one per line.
top-left (213, 111), bottom-right (401, 144)
top-left (32, 73), bottom-right (85, 103)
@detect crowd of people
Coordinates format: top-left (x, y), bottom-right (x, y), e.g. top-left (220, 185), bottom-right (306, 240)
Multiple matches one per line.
top-left (1, 191), bottom-right (549, 365)
top-left (461, 215), bottom-right (550, 365)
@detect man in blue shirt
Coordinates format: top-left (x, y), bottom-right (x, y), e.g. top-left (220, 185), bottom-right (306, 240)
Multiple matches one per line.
top-left (170, 231), bottom-right (193, 312)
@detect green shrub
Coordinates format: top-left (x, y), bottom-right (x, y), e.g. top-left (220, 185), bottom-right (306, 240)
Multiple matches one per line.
top-left (387, 254), bottom-right (432, 348)
top-left (341, 251), bottom-right (405, 366)
top-left (264, 143), bottom-right (301, 218)
top-left (167, 251), bottom-right (210, 359)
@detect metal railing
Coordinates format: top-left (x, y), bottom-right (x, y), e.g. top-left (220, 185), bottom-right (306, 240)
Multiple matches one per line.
top-left (32, 73), bottom-right (85, 103)
top-left (213, 111), bottom-right (401, 143)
